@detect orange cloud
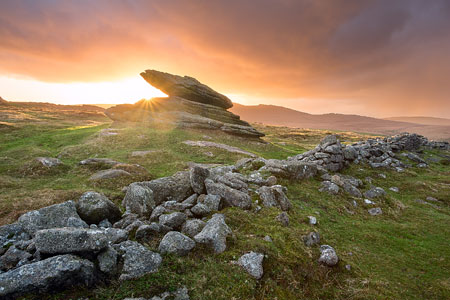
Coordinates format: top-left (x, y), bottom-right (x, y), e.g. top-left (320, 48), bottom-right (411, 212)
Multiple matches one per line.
top-left (0, 0), bottom-right (449, 117)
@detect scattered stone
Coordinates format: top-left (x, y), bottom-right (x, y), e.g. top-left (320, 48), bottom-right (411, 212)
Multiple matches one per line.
top-left (368, 207), bottom-right (383, 216)
top-left (276, 212), bottom-right (289, 227)
top-left (76, 191), bottom-right (122, 224)
top-left (183, 141), bottom-right (257, 157)
top-left (389, 187), bottom-right (399, 192)
top-left (159, 231), bottom-right (196, 256)
top-left (194, 214), bottom-right (231, 253)
top-left (35, 157), bottom-right (62, 168)
top-left (131, 150), bottom-right (157, 157)
top-left (364, 199), bottom-right (375, 205)
top-left (18, 201), bottom-right (88, 235)
top-left (237, 252), bottom-right (264, 279)
top-left (308, 216), bottom-right (317, 225)
top-left (426, 196), bottom-right (439, 202)
top-left (79, 158), bottom-right (120, 167)
top-left (123, 183), bottom-right (155, 217)
top-left (318, 245), bottom-right (339, 266)
top-left (148, 286), bottom-right (190, 300)
top-left (303, 232), bottom-right (320, 247)
top-left (263, 236), bottom-right (273, 243)
top-left (181, 219), bottom-right (206, 238)
top-left (319, 181), bottom-right (339, 195)
top-left (364, 187), bottom-right (386, 199)
top-left (90, 169), bottom-right (131, 181)
top-left (0, 255), bottom-right (95, 299)
top-left (118, 241), bottom-right (162, 281)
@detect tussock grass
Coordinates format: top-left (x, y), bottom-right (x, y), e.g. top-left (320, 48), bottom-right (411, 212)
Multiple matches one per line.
top-left (1, 103), bottom-right (449, 299)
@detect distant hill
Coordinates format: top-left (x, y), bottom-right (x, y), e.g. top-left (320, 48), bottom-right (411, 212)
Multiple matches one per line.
top-left (384, 116), bottom-right (450, 126)
top-left (230, 103), bottom-right (450, 141)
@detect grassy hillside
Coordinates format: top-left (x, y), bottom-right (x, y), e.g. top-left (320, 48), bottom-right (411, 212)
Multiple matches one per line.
top-left (1, 103), bottom-right (449, 299)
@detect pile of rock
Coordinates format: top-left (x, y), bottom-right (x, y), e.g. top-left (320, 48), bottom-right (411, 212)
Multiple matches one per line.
top-left (1, 132), bottom-right (446, 298)
top-left (288, 133), bottom-right (447, 172)
top-left (105, 70), bottom-right (264, 138)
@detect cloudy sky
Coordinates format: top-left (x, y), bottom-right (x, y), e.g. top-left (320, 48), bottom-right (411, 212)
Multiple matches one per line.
top-left (1, 0), bottom-right (449, 117)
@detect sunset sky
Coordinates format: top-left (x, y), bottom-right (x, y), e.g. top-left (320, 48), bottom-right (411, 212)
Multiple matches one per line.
top-left (1, 0), bottom-right (449, 117)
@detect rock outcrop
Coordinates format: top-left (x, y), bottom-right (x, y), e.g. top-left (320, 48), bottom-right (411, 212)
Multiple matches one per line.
top-left (140, 69), bottom-right (233, 109)
top-left (105, 70), bottom-right (264, 138)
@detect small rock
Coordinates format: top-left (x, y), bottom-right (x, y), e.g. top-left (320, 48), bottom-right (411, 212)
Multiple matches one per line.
top-left (263, 235), bottom-right (273, 242)
top-left (237, 252), bottom-right (264, 279)
top-left (35, 228), bottom-right (110, 254)
top-left (18, 201), bottom-right (88, 235)
top-left (308, 216), bottom-right (317, 225)
top-left (319, 181), bottom-right (340, 195)
top-left (363, 187), bottom-right (386, 199)
top-left (99, 219), bottom-right (113, 228)
top-left (159, 212), bottom-right (187, 230)
top-left (364, 199), bottom-right (375, 205)
top-left (118, 241), bottom-right (162, 281)
top-left (159, 231), bottom-right (196, 256)
top-left (35, 157), bottom-right (62, 168)
top-left (276, 212), bottom-right (289, 227)
top-left (97, 246), bottom-right (118, 275)
top-left (90, 169), bottom-right (131, 181)
top-left (0, 255), bottom-right (95, 299)
top-left (303, 232), bottom-right (320, 247)
top-left (389, 187), bottom-right (399, 192)
top-left (318, 245), bottom-right (339, 266)
top-left (194, 214), bottom-right (231, 253)
top-left (76, 191), bottom-right (122, 224)
top-left (190, 203), bottom-right (211, 217)
top-left (123, 183), bottom-right (155, 217)
top-left (368, 207), bottom-right (383, 216)
top-left (181, 219), bottom-right (206, 238)
top-left (190, 166), bottom-right (210, 194)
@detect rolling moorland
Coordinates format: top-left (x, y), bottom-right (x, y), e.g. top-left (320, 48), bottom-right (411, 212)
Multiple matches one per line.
top-left (230, 103), bottom-right (450, 141)
top-left (0, 97), bottom-right (449, 300)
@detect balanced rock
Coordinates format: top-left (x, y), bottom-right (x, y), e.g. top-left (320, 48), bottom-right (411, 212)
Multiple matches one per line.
top-left (140, 69), bottom-right (233, 109)
top-left (105, 70), bottom-right (264, 138)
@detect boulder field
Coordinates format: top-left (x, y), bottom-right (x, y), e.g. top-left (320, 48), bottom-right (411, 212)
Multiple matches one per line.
top-left (0, 133), bottom-right (448, 299)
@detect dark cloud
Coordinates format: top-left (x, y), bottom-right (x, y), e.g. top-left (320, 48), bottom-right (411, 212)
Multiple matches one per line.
top-left (0, 0), bottom-right (449, 116)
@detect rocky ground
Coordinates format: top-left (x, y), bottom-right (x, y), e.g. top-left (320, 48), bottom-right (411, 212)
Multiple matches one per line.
top-left (0, 74), bottom-right (449, 299)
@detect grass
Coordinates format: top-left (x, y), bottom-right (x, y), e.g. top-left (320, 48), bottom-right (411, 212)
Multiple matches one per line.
top-left (1, 103), bottom-right (449, 299)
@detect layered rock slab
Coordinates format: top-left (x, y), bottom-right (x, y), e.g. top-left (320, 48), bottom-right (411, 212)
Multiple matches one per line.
top-left (140, 69), bottom-right (233, 109)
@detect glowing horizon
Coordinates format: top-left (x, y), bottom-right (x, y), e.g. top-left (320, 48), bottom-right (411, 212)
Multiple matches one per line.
top-left (1, 1), bottom-right (449, 118)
